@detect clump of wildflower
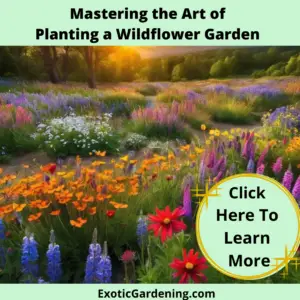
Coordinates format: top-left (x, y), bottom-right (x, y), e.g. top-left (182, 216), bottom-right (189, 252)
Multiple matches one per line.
top-left (84, 228), bottom-right (102, 283)
top-left (21, 232), bottom-right (39, 281)
top-left (182, 174), bottom-right (194, 218)
top-left (137, 211), bottom-right (148, 247)
top-left (97, 241), bottom-right (112, 283)
top-left (272, 157), bottom-right (283, 175)
top-left (0, 219), bottom-right (5, 268)
top-left (256, 164), bottom-right (265, 175)
top-left (292, 176), bottom-right (300, 204)
top-left (46, 230), bottom-right (62, 283)
top-left (247, 159), bottom-right (255, 173)
top-left (282, 166), bottom-right (294, 191)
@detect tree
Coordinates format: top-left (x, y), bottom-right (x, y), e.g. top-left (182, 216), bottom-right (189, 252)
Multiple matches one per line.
top-left (40, 47), bottom-right (61, 83)
top-left (171, 63), bottom-right (184, 81)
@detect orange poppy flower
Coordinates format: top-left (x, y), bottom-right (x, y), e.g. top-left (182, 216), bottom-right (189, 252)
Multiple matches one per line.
top-left (12, 203), bottom-right (26, 212)
top-left (72, 201), bottom-right (87, 211)
top-left (28, 212), bottom-right (42, 222)
top-left (95, 151), bottom-right (106, 157)
top-left (82, 196), bottom-right (94, 203)
top-left (50, 210), bottom-right (61, 216)
top-left (70, 217), bottom-right (87, 228)
top-left (88, 207), bottom-right (97, 215)
top-left (109, 201), bottom-right (128, 209)
top-left (41, 163), bottom-right (57, 174)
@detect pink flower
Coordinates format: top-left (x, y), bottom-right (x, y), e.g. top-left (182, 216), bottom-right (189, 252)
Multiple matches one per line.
top-left (272, 157), bottom-right (283, 175)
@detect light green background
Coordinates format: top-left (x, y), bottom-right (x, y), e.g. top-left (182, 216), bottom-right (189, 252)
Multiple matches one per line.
top-left (0, 0), bottom-right (299, 45)
top-left (1, 284), bottom-right (300, 299)
top-left (198, 176), bottom-right (300, 278)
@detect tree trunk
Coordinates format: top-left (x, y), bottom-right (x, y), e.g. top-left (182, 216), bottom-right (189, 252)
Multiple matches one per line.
top-left (62, 46), bottom-right (70, 82)
top-left (40, 46), bottom-right (60, 83)
top-left (84, 47), bottom-right (96, 89)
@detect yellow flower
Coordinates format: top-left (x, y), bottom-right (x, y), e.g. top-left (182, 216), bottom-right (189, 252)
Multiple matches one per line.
top-left (209, 129), bottom-right (215, 135)
top-left (214, 130), bottom-right (220, 137)
top-left (206, 140), bottom-right (211, 145)
top-left (201, 124), bottom-right (206, 131)
top-left (221, 131), bottom-right (228, 136)
top-left (120, 155), bottom-right (129, 162)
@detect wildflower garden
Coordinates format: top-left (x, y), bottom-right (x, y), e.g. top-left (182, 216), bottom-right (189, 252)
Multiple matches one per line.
top-left (0, 76), bottom-right (300, 284)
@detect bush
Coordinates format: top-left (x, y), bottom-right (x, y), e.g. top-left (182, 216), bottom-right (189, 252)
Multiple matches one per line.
top-left (123, 133), bottom-right (148, 150)
top-left (99, 92), bottom-right (147, 116)
top-left (207, 98), bottom-right (254, 124)
top-left (136, 84), bottom-right (161, 96)
top-left (128, 120), bottom-right (191, 142)
top-left (156, 91), bottom-right (186, 103)
top-left (180, 111), bottom-right (212, 130)
top-left (33, 113), bottom-right (120, 157)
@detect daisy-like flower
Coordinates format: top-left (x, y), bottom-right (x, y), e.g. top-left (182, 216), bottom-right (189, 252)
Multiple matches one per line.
top-left (169, 249), bottom-right (208, 283)
top-left (148, 206), bottom-right (187, 243)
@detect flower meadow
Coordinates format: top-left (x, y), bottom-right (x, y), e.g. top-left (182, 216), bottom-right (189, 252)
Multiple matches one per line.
top-left (0, 77), bottom-right (300, 284)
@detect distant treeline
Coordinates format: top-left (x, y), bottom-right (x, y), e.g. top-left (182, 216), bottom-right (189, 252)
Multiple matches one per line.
top-left (0, 46), bottom-right (299, 87)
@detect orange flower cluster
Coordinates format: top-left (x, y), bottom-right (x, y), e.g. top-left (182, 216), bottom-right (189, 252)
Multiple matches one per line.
top-left (0, 146), bottom-right (201, 228)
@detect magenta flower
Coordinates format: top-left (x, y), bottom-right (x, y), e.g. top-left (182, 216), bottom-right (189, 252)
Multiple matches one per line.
top-left (257, 146), bottom-right (269, 168)
top-left (272, 157), bottom-right (283, 175)
top-left (292, 176), bottom-right (300, 202)
top-left (282, 167), bottom-right (294, 191)
top-left (256, 164), bottom-right (265, 175)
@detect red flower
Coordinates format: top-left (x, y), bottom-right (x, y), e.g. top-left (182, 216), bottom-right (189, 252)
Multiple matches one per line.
top-left (170, 249), bottom-right (208, 283)
top-left (42, 163), bottom-right (57, 174)
top-left (5, 231), bottom-right (11, 238)
top-left (121, 250), bottom-right (136, 263)
top-left (166, 175), bottom-right (174, 181)
top-left (106, 210), bottom-right (116, 218)
top-left (148, 206), bottom-right (186, 243)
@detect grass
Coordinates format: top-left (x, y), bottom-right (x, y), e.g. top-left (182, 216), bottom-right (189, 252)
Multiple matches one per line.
top-left (156, 91), bottom-right (186, 103)
top-left (180, 110), bottom-right (212, 130)
top-left (207, 97), bottom-right (255, 124)
top-left (127, 120), bottom-right (192, 143)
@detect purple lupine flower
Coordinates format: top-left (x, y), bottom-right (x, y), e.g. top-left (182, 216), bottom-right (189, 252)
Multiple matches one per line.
top-left (0, 219), bottom-right (5, 240)
top-left (257, 146), bottom-right (269, 168)
top-left (21, 233), bottom-right (39, 281)
top-left (272, 157), bottom-right (283, 175)
top-left (256, 164), bottom-right (265, 175)
top-left (182, 175), bottom-right (194, 218)
top-left (0, 219), bottom-right (5, 268)
top-left (228, 163), bottom-right (236, 175)
top-left (292, 176), bottom-right (300, 204)
top-left (199, 157), bottom-right (206, 186)
top-left (214, 171), bottom-right (223, 183)
top-left (46, 230), bottom-right (62, 283)
top-left (97, 242), bottom-right (112, 283)
top-left (207, 149), bottom-right (216, 168)
top-left (282, 167), bottom-right (294, 191)
top-left (137, 211), bottom-right (148, 247)
top-left (247, 159), bottom-right (255, 173)
top-left (84, 229), bottom-right (102, 283)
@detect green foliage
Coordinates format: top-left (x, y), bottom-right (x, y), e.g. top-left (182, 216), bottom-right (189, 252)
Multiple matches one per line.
top-left (180, 111), bottom-right (212, 130)
top-left (207, 97), bottom-right (255, 124)
top-left (34, 114), bottom-right (121, 158)
top-left (127, 120), bottom-right (191, 143)
top-left (136, 84), bottom-right (161, 96)
top-left (156, 91), bottom-right (186, 103)
top-left (0, 126), bottom-right (38, 160)
top-left (122, 133), bottom-right (148, 150)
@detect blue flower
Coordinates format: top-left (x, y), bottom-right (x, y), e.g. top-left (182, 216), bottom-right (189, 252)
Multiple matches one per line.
top-left (247, 159), bottom-right (255, 173)
top-left (0, 219), bottom-right (5, 240)
top-left (46, 230), bottom-right (62, 283)
top-left (84, 228), bottom-right (102, 283)
top-left (137, 213), bottom-right (148, 246)
top-left (21, 233), bottom-right (39, 280)
top-left (96, 241), bottom-right (112, 283)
